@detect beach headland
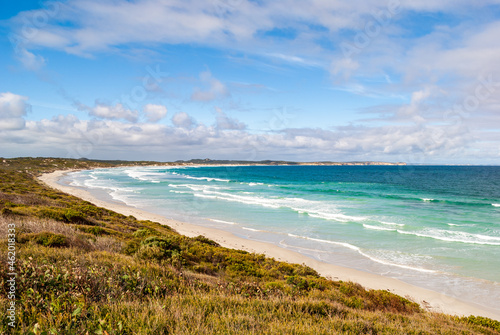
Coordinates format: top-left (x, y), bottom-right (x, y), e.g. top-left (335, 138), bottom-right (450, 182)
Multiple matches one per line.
top-left (38, 168), bottom-right (500, 321)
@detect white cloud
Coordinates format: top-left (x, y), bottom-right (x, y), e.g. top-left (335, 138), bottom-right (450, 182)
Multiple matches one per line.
top-left (330, 58), bottom-right (360, 82)
top-left (0, 1), bottom-right (441, 62)
top-left (191, 71), bottom-right (229, 102)
top-left (143, 104), bottom-right (167, 122)
top-left (266, 53), bottom-right (321, 67)
top-left (0, 108), bottom-right (487, 163)
top-left (0, 92), bottom-right (31, 130)
top-left (215, 107), bottom-right (246, 130)
top-left (171, 112), bottom-right (196, 129)
top-left (0, 118), bottom-right (26, 131)
top-left (76, 101), bottom-right (139, 122)
top-left (4, 0), bottom-right (500, 164)
top-left (15, 48), bottom-right (46, 71)
top-left (9, 0), bottom-right (500, 80)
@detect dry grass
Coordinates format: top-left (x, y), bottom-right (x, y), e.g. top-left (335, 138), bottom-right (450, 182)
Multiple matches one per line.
top-left (0, 215), bottom-right (122, 252)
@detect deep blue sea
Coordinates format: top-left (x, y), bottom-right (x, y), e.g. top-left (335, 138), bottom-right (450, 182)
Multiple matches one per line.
top-left (63, 165), bottom-right (500, 311)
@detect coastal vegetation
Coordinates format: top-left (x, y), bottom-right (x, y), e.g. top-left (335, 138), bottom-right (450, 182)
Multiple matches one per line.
top-left (0, 157), bottom-right (499, 334)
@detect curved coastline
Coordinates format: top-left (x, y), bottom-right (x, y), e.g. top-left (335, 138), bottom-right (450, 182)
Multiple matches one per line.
top-left (38, 168), bottom-right (500, 321)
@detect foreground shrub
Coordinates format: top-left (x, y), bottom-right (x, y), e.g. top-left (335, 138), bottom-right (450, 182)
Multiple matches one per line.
top-left (462, 315), bottom-right (500, 332)
top-left (133, 227), bottom-right (160, 238)
top-left (18, 231), bottom-right (68, 248)
top-left (136, 236), bottom-right (182, 261)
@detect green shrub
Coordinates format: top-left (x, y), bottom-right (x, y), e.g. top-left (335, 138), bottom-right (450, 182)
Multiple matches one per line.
top-left (365, 289), bottom-right (421, 314)
top-left (277, 262), bottom-right (296, 276)
top-left (64, 209), bottom-right (86, 223)
top-left (38, 207), bottom-right (67, 221)
top-left (298, 301), bottom-right (337, 317)
top-left (462, 315), bottom-right (500, 332)
top-left (136, 245), bottom-right (169, 261)
top-left (133, 228), bottom-right (160, 238)
top-left (1, 207), bottom-right (14, 215)
top-left (345, 296), bottom-right (365, 309)
top-left (264, 281), bottom-right (285, 293)
top-left (76, 225), bottom-right (108, 236)
top-left (193, 262), bottom-right (218, 275)
top-left (122, 240), bottom-right (140, 255)
top-left (141, 236), bottom-right (181, 250)
top-left (18, 231), bottom-right (68, 248)
top-left (286, 275), bottom-right (309, 290)
top-left (136, 236), bottom-right (182, 261)
top-left (74, 204), bottom-right (102, 217)
top-left (193, 235), bottom-right (220, 247)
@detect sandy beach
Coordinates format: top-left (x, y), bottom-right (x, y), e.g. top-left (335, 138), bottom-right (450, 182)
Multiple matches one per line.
top-left (38, 169), bottom-right (500, 321)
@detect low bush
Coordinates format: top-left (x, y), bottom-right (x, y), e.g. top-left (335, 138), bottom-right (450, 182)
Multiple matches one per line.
top-left (193, 235), bottom-right (220, 247)
top-left (462, 315), bottom-right (500, 332)
top-left (136, 236), bottom-right (182, 261)
top-left (18, 231), bottom-right (68, 248)
top-left (133, 227), bottom-right (160, 238)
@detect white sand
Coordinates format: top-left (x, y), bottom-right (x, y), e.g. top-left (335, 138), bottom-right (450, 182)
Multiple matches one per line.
top-left (38, 169), bottom-right (500, 321)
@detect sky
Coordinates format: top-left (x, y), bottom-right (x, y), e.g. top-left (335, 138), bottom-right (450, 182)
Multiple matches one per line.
top-left (1, 0), bottom-right (500, 164)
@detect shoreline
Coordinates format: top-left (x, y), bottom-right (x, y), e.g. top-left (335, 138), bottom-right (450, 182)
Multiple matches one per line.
top-left (38, 168), bottom-right (500, 321)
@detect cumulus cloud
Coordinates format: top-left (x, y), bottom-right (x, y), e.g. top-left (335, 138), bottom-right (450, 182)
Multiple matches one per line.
top-left (143, 104), bottom-right (167, 122)
top-left (90, 103), bottom-right (138, 122)
top-left (191, 71), bottom-right (229, 102)
top-left (75, 101), bottom-right (139, 122)
top-left (0, 92), bottom-right (31, 130)
top-left (171, 112), bottom-right (196, 129)
top-left (215, 108), bottom-right (246, 130)
top-left (0, 106), bottom-right (482, 163)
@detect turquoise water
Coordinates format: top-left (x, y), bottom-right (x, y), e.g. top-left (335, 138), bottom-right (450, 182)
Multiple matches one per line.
top-left (63, 165), bottom-right (500, 311)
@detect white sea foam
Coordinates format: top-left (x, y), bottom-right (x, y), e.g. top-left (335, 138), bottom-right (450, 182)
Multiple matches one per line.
top-left (195, 190), bottom-right (366, 222)
top-left (287, 234), bottom-right (360, 251)
top-left (169, 190), bottom-right (190, 194)
top-left (363, 224), bottom-right (396, 232)
top-left (421, 198), bottom-right (434, 202)
top-left (182, 174), bottom-right (230, 182)
top-left (396, 229), bottom-right (500, 246)
top-left (379, 221), bottom-right (405, 227)
top-left (307, 212), bottom-right (366, 223)
top-left (242, 227), bottom-right (261, 232)
top-left (492, 204), bottom-right (500, 207)
top-left (193, 192), bottom-right (281, 208)
top-left (124, 169), bottom-right (163, 183)
top-left (287, 234), bottom-right (436, 273)
top-left (108, 191), bottom-right (136, 206)
top-left (209, 219), bottom-right (237, 225)
top-left (168, 184), bottom-right (225, 192)
top-left (69, 179), bottom-right (85, 187)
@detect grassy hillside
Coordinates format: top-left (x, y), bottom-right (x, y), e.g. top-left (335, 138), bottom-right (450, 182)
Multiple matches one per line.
top-left (0, 158), bottom-right (499, 334)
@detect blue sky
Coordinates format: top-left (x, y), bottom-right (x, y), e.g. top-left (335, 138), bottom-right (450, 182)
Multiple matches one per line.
top-left (1, 0), bottom-right (500, 164)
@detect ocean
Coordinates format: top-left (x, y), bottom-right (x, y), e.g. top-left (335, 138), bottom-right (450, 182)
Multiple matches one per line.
top-left (62, 165), bottom-right (500, 312)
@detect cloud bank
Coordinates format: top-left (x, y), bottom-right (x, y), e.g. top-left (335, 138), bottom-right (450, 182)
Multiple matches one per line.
top-left (4, 0), bottom-right (500, 163)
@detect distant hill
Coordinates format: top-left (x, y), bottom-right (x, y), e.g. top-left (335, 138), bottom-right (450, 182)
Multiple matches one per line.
top-left (175, 158), bottom-right (406, 166)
